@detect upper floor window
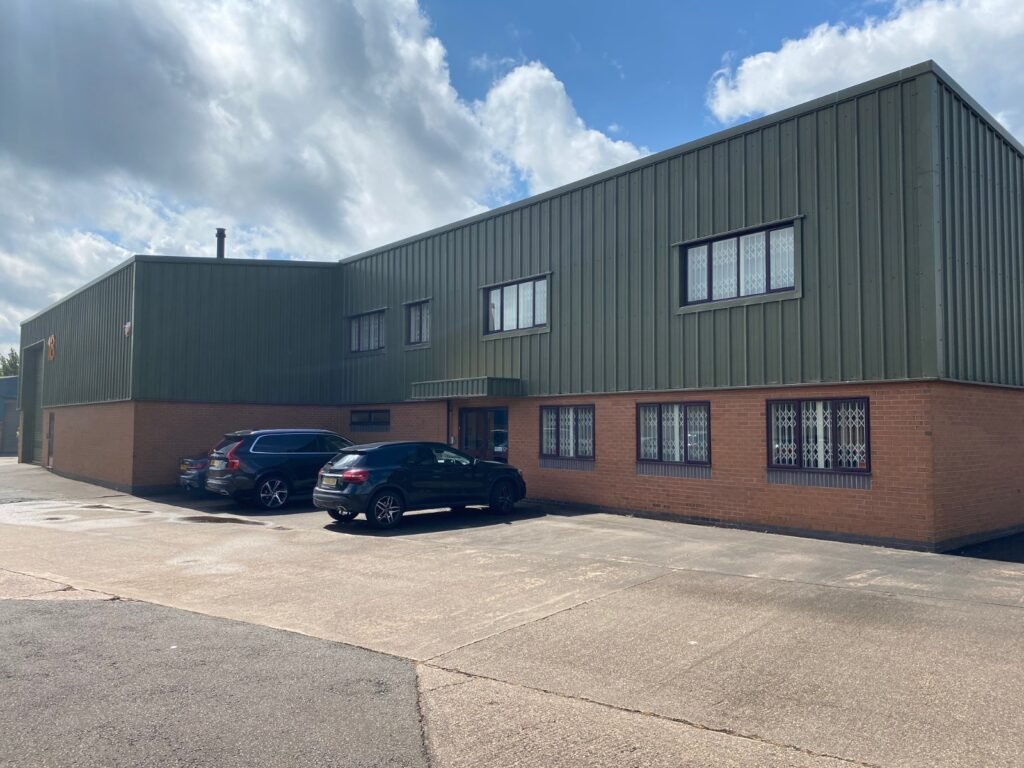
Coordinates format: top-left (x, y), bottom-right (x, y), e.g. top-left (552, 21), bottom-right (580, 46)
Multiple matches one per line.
top-left (406, 301), bottom-right (430, 345)
top-left (540, 405), bottom-right (595, 458)
top-left (683, 224), bottom-right (795, 305)
top-left (487, 276), bottom-right (548, 334)
top-left (351, 310), bottom-right (385, 352)
top-left (637, 402), bottom-right (710, 465)
top-left (768, 398), bottom-right (870, 473)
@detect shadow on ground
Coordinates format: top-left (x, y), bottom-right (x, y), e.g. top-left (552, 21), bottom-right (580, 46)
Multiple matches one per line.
top-left (949, 531), bottom-right (1024, 564)
top-left (326, 504), bottom-right (550, 537)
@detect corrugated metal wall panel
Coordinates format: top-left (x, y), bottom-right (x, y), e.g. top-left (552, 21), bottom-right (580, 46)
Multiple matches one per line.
top-left (19, 262), bottom-right (134, 406)
top-left (339, 72), bottom-right (939, 403)
top-left (132, 259), bottom-right (342, 404)
top-left (937, 83), bottom-right (1024, 386)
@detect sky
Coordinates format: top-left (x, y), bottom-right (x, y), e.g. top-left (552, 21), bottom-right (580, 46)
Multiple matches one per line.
top-left (2, 0), bottom-right (1024, 352)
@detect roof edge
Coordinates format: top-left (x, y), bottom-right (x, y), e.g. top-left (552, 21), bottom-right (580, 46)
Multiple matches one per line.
top-left (341, 61), bottom-right (943, 264)
top-left (20, 254), bottom-right (338, 330)
top-left (927, 61), bottom-right (1024, 157)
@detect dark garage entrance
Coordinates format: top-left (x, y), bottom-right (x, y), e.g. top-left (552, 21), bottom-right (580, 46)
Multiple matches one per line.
top-left (459, 407), bottom-right (508, 463)
top-left (20, 345), bottom-right (44, 464)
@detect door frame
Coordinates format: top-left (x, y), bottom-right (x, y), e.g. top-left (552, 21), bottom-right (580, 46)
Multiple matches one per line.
top-left (458, 406), bottom-right (509, 463)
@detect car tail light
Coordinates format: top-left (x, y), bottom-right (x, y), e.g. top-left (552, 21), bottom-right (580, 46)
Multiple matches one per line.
top-left (341, 468), bottom-right (369, 485)
top-left (226, 443), bottom-right (241, 471)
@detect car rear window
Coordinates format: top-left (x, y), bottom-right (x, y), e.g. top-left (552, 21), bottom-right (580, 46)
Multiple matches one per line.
top-left (329, 450), bottom-right (367, 470)
top-left (212, 438), bottom-right (242, 454)
top-left (252, 433), bottom-right (321, 453)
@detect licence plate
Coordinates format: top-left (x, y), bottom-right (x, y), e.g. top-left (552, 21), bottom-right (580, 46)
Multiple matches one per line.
top-left (321, 476), bottom-right (338, 488)
top-left (210, 459), bottom-right (226, 470)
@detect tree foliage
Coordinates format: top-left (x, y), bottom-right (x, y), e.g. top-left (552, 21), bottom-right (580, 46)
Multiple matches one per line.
top-left (0, 348), bottom-right (19, 376)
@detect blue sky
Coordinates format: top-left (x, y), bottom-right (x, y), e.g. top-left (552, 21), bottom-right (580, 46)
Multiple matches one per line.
top-left (2, 0), bottom-right (1023, 352)
top-left (427, 0), bottom-right (864, 153)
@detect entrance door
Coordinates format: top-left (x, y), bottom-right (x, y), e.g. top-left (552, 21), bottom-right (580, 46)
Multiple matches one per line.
top-left (459, 407), bottom-right (509, 463)
top-left (21, 346), bottom-right (43, 464)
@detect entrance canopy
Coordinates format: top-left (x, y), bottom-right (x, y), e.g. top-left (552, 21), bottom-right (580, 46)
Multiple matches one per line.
top-left (410, 376), bottom-right (524, 401)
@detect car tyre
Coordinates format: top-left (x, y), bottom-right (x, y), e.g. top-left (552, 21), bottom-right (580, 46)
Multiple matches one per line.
top-left (255, 475), bottom-right (290, 510)
top-left (489, 480), bottom-right (516, 515)
top-left (366, 490), bottom-right (405, 529)
top-left (327, 508), bottom-right (358, 524)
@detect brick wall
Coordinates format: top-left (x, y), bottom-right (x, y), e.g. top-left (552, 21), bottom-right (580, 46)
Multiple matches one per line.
top-left (337, 402), bottom-right (447, 443)
top-left (451, 383), bottom-right (937, 547)
top-left (931, 382), bottom-right (1024, 547)
top-left (131, 399), bottom-right (448, 489)
top-left (44, 402), bottom-right (135, 490)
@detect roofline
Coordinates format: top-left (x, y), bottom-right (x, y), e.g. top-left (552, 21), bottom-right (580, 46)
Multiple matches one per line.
top-left (19, 253), bottom-right (336, 329)
top-left (928, 61), bottom-right (1024, 156)
top-left (341, 60), bottom-right (1020, 264)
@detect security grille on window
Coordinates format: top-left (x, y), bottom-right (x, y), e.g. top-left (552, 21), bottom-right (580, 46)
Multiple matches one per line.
top-left (768, 398), bottom-right (869, 472)
top-left (351, 311), bottom-right (385, 352)
top-left (637, 402), bottom-right (710, 464)
top-left (683, 224), bottom-right (795, 305)
top-left (540, 405), bottom-right (594, 458)
top-left (350, 409), bottom-right (390, 431)
top-left (406, 301), bottom-right (430, 345)
top-left (487, 276), bottom-right (547, 334)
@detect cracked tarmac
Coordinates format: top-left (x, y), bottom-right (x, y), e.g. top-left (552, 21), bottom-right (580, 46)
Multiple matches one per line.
top-left (1, 458), bottom-right (1023, 767)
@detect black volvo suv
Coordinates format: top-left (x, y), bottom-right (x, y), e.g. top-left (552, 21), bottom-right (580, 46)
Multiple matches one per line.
top-left (205, 429), bottom-right (353, 509)
top-left (313, 442), bottom-right (527, 528)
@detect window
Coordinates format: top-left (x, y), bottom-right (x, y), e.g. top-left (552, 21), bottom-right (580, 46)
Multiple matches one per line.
top-left (350, 311), bottom-right (385, 352)
top-left (683, 224), bottom-right (795, 305)
top-left (540, 405), bottom-right (595, 458)
top-left (320, 435), bottom-right (353, 453)
top-left (487, 276), bottom-right (548, 334)
top-left (768, 398), bottom-right (870, 472)
top-left (406, 301), bottom-right (430, 345)
top-left (637, 402), bottom-right (710, 465)
top-left (350, 409), bottom-right (390, 432)
top-left (252, 433), bottom-right (321, 453)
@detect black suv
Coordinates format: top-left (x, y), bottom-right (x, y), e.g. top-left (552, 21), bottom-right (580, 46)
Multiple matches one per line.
top-left (205, 429), bottom-right (353, 509)
top-left (312, 442), bottom-right (527, 529)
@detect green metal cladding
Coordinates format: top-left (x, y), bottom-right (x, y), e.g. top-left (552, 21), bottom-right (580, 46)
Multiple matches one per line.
top-left (20, 62), bottom-right (1024, 408)
top-left (19, 261), bottom-right (135, 407)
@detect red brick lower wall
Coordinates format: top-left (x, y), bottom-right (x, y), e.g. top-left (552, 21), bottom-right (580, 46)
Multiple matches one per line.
top-left (931, 383), bottom-right (1024, 547)
top-left (131, 400), bottom-right (448, 489)
top-left (33, 382), bottom-right (1024, 548)
top-left (44, 402), bottom-right (136, 490)
top-left (450, 383), bottom-right (937, 547)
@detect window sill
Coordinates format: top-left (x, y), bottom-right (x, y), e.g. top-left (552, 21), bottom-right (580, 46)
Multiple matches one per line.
top-left (636, 462), bottom-right (711, 480)
top-left (404, 342), bottom-right (432, 351)
top-left (350, 425), bottom-right (390, 433)
top-left (348, 348), bottom-right (387, 358)
top-left (540, 456), bottom-right (595, 472)
top-left (677, 288), bottom-right (800, 315)
top-left (483, 325), bottom-right (550, 342)
top-left (766, 468), bottom-right (871, 490)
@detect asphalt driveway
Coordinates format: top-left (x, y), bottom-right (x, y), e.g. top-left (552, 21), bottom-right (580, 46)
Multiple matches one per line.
top-left (1, 458), bottom-right (1023, 767)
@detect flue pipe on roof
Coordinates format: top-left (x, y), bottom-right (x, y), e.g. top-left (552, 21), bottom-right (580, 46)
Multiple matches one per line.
top-left (216, 228), bottom-right (226, 259)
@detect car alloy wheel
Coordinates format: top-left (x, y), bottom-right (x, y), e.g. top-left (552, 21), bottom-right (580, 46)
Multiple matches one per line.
top-left (368, 492), bottom-right (404, 529)
top-left (257, 477), bottom-right (289, 509)
top-left (490, 480), bottom-right (515, 514)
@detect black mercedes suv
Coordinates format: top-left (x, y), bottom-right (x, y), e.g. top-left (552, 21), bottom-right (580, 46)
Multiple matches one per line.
top-left (312, 442), bottom-right (527, 529)
top-left (205, 429), bottom-right (353, 509)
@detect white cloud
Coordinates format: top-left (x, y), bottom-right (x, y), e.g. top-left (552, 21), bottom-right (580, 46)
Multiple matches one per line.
top-left (479, 62), bottom-right (644, 195)
top-left (0, 0), bottom-right (642, 350)
top-left (708, 0), bottom-right (1024, 137)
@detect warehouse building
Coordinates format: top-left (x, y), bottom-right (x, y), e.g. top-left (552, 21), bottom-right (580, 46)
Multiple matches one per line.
top-left (16, 61), bottom-right (1024, 550)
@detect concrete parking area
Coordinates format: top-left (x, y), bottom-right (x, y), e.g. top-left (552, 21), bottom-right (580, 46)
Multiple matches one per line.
top-left (1, 457), bottom-right (1023, 767)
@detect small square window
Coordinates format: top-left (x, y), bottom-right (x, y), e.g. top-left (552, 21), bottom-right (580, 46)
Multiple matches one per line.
top-left (351, 311), bottom-right (385, 352)
top-left (406, 301), bottom-right (430, 345)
